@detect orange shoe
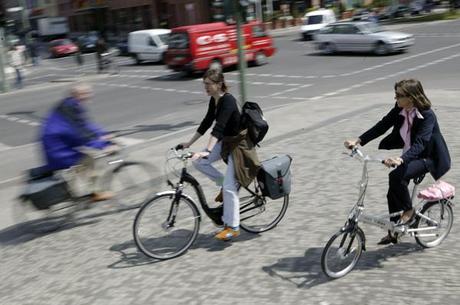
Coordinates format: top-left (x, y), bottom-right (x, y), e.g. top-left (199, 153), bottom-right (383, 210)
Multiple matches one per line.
top-left (91, 191), bottom-right (114, 202)
top-left (215, 226), bottom-right (240, 241)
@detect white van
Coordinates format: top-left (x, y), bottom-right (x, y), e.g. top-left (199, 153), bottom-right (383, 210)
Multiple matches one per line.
top-left (128, 29), bottom-right (171, 64)
top-left (300, 9), bottom-right (336, 40)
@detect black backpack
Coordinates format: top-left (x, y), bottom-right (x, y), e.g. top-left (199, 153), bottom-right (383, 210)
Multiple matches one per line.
top-left (240, 101), bottom-right (269, 145)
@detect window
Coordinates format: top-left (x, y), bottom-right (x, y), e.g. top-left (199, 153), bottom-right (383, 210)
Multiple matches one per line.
top-left (252, 25), bottom-right (266, 38)
top-left (307, 15), bottom-right (323, 25)
top-left (148, 37), bottom-right (157, 47)
top-left (168, 33), bottom-right (189, 49)
top-left (158, 33), bottom-right (170, 45)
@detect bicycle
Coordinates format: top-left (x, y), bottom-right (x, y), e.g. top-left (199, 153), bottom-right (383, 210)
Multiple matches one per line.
top-left (321, 147), bottom-right (454, 279)
top-left (133, 147), bottom-right (290, 260)
top-left (16, 141), bottom-right (155, 234)
top-left (100, 49), bottom-right (120, 75)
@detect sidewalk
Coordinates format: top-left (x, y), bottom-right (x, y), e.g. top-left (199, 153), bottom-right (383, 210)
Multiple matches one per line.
top-left (1, 88), bottom-right (458, 230)
top-left (1, 88), bottom-right (459, 305)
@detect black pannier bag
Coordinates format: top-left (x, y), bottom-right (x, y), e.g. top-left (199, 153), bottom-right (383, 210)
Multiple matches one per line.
top-left (257, 155), bottom-right (292, 199)
top-left (240, 101), bottom-right (269, 145)
top-left (19, 172), bottom-right (72, 210)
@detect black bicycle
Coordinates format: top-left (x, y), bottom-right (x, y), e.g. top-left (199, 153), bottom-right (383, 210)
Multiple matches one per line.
top-left (133, 148), bottom-right (289, 260)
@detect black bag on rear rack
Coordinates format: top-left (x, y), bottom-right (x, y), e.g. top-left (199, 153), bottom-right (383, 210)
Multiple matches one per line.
top-left (19, 168), bottom-right (72, 210)
top-left (257, 155), bottom-right (292, 199)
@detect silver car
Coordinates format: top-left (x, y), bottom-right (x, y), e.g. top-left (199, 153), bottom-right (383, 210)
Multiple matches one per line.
top-left (313, 21), bottom-right (414, 55)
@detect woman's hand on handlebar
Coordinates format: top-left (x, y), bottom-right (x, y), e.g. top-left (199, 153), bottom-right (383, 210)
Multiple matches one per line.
top-left (191, 151), bottom-right (210, 160)
top-left (344, 139), bottom-right (361, 149)
top-left (383, 157), bottom-right (403, 168)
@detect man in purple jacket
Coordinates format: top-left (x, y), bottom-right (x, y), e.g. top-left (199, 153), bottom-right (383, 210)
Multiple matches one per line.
top-left (40, 83), bottom-right (117, 201)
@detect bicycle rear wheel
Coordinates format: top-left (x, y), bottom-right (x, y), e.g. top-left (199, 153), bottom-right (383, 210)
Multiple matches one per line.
top-left (133, 192), bottom-right (200, 260)
top-left (108, 61), bottom-right (120, 75)
top-left (104, 161), bottom-right (155, 210)
top-left (414, 200), bottom-right (453, 248)
top-left (321, 227), bottom-right (364, 279)
top-left (239, 186), bottom-right (289, 233)
top-left (13, 198), bottom-right (76, 234)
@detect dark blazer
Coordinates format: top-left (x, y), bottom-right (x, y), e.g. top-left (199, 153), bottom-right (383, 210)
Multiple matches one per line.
top-left (359, 103), bottom-right (450, 180)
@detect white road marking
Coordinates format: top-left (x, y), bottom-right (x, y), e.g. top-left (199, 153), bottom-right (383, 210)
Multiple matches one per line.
top-left (0, 142), bottom-right (12, 151)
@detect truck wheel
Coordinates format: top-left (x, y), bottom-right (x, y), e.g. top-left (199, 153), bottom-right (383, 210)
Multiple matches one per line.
top-left (254, 52), bottom-right (267, 66)
top-left (209, 59), bottom-right (222, 71)
top-left (134, 54), bottom-right (142, 65)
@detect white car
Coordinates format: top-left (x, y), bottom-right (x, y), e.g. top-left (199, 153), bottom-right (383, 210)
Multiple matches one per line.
top-left (314, 21), bottom-right (414, 55)
top-left (300, 9), bottom-right (336, 41)
top-left (128, 29), bottom-right (171, 64)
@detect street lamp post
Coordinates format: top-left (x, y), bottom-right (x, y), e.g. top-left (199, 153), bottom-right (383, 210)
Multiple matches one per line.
top-left (233, 0), bottom-right (248, 106)
top-left (0, 27), bottom-right (9, 93)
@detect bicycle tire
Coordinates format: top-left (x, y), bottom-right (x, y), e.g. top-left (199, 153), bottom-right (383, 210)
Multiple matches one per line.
top-left (239, 187), bottom-right (289, 233)
top-left (321, 227), bottom-right (364, 279)
top-left (103, 161), bottom-right (155, 210)
top-left (133, 191), bottom-right (200, 260)
top-left (414, 200), bottom-right (453, 248)
top-left (13, 198), bottom-right (76, 234)
top-left (109, 61), bottom-right (120, 75)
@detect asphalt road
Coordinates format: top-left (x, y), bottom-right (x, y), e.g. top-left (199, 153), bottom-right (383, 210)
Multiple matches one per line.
top-left (0, 19), bottom-right (460, 184)
top-left (1, 19), bottom-right (460, 305)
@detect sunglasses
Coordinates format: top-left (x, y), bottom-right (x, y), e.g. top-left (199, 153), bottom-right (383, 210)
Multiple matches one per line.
top-left (395, 92), bottom-right (408, 98)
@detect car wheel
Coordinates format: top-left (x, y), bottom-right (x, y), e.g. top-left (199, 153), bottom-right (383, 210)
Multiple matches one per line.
top-left (374, 42), bottom-right (389, 55)
top-left (209, 59), bottom-right (222, 71)
top-left (322, 42), bottom-right (336, 55)
top-left (254, 52), bottom-right (267, 66)
top-left (134, 54), bottom-right (142, 65)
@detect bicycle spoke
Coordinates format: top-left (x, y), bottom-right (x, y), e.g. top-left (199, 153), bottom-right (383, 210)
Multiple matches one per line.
top-left (133, 193), bottom-right (200, 260)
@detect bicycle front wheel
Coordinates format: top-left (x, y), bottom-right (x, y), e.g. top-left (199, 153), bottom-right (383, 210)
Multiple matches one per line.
top-left (321, 227), bottom-right (364, 279)
top-left (414, 200), bottom-right (453, 248)
top-left (105, 161), bottom-right (155, 209)
top-left (133, 192), bottom-right (200, 260)
top-left (239, 187), bottom-right (289, 233)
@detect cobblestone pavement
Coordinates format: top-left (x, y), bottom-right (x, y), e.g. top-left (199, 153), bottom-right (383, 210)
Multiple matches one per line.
top-left (1, 101), bottom-right (459, 305)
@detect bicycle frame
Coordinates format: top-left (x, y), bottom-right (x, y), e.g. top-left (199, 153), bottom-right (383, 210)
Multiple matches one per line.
top-left (344, 148), bottom-right (445, 237)
top-left (166, 149), bottom-right (267, 223)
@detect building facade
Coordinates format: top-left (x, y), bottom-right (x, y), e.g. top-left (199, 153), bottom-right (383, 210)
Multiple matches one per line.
top-left (57, 0), bottom-right (212, 36)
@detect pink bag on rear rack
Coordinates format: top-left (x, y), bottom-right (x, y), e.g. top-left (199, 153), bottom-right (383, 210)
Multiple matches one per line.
top-left (417, 180), bottom-right (455, 201)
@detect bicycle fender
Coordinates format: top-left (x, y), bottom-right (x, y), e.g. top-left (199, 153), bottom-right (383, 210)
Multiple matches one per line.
top-left (154, 190), bottom-right (202, 221)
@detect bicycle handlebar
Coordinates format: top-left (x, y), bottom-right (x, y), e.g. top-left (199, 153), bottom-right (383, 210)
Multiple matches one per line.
top-left (171, 147), bottom-right (193, 160)
top-left (347, 146), bottom-right (390, 166)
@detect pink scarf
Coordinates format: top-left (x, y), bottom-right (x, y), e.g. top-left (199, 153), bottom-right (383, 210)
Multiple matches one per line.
top-left (399, 108), bottom-right (423, 153)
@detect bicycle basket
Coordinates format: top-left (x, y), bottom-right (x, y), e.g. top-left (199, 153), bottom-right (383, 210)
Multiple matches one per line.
top-left (257, 155), bottom-right (292, 199)
top-left (19, 176), bottom-right (72, 210)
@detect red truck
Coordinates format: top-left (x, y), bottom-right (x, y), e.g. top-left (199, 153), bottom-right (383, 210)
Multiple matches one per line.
top-left (165, 21), bottom-right (276, 73)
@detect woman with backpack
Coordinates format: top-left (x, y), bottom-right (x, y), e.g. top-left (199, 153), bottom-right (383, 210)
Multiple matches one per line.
top-left (177, 69), bottom-right (259, 241)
